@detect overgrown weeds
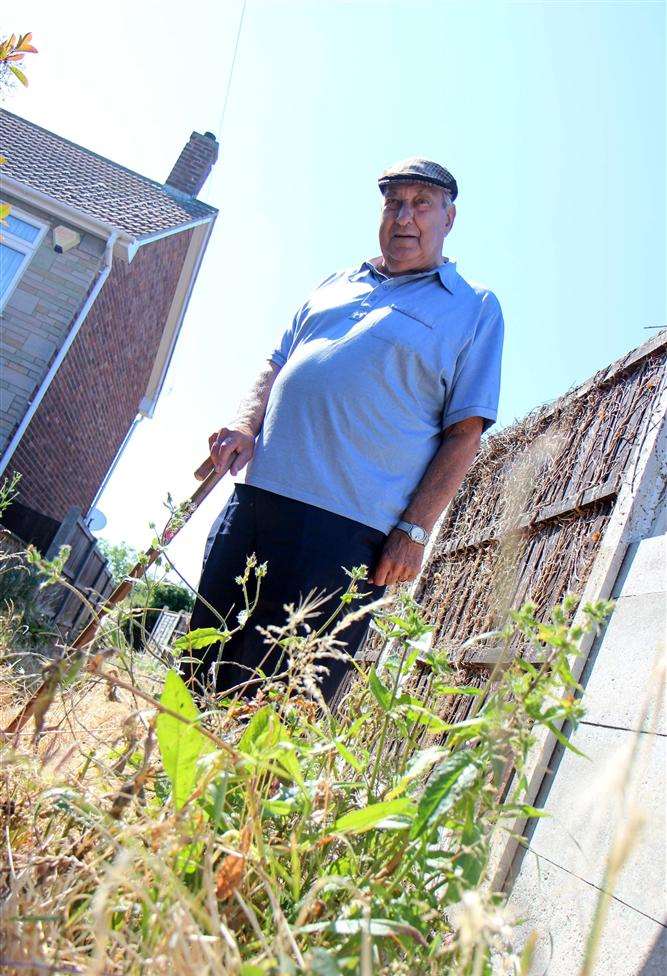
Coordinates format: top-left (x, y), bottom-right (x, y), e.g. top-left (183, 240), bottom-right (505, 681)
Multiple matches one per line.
top-left (0, 526), bottom-right (615, 975)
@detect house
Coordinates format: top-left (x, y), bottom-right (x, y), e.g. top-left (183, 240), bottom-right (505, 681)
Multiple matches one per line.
top-left (0, 108), bottom-right (219, 560)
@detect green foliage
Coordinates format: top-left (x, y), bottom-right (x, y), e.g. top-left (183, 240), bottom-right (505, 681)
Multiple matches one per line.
top-left (4, 542), bottom-right (616, 974)
top-left (98, 539), bottom-right (138, 584)
top-left (0, 32), bottom-right (37, 95)
top-left (156, 671), bottom-right (212, 809)
top-left (0, 479), bottom-right (58, 655)
top-left (0, 471), bottom-right (21, 517)
top-left (98, 538), bottom-right (195, 651)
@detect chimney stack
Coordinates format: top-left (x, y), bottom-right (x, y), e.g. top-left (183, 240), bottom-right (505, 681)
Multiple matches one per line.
top-left (165, 130), bottom-right (219, 198)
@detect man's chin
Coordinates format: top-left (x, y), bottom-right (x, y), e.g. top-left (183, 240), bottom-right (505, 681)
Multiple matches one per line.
top-left (391, 237), bottom-right (419, 250)
top-left (385, 251), bottom-right (423, 270)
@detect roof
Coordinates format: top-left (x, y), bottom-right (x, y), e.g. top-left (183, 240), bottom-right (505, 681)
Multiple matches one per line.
top-left (0, 108), bottom-right (217, 239)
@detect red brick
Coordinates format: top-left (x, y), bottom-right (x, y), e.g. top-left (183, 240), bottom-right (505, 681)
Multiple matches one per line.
top-left (8, 230), bottom-right (193, 521)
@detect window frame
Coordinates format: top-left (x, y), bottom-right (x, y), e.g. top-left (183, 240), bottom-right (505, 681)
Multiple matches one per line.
top-left (0, 203), bottom-right (49, 313)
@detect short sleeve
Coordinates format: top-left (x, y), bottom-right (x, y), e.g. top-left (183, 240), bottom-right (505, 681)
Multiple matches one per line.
top-left (267, 270), bottom-right (342, 368)
top-left (441, 291), bottom-right (504, 434)
top-left (268, 306), bottom-right (303, 368)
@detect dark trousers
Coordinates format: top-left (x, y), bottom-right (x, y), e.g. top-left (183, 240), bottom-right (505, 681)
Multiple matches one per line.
top-left (183, 483), bottom-right (387, 702)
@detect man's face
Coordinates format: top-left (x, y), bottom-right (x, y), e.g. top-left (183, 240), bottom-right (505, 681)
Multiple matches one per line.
top-left (378, 182), bottom-right (456, 274)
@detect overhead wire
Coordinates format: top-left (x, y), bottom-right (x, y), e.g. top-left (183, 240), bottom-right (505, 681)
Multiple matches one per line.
top-left (216, 0), bottom-right (247, 141)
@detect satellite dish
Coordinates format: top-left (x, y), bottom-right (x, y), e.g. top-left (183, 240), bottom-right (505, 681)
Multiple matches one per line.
top-left (87, 508), bottom-right (107, 531)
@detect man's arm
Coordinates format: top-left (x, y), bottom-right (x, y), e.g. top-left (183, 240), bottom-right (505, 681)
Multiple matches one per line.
top-left (209, 360), bottom-right (281, 476)
top-left (369, 416), bottom-right (484, 586)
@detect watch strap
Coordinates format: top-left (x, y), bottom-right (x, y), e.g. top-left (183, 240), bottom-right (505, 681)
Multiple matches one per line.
top-left (396, 520), bottom-right (429, 544)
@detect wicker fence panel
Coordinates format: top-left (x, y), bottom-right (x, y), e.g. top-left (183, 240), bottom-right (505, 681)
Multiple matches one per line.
top-left (335, 333), bottom-right (666, 723)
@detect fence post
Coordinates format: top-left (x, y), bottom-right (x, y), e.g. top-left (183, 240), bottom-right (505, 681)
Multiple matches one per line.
top-left (45, 506), bottom-right (82, 560)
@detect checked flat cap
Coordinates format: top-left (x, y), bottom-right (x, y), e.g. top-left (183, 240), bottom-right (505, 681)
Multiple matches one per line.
top-left (378, 157), bottom-right (458, 201)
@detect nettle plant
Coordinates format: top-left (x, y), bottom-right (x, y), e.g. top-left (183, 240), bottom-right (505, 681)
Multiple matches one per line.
top-left (3, 537), bottom-right (613, 975)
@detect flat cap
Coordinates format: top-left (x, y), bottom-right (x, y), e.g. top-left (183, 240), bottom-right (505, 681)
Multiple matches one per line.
top-left (378, 157), bottom-right (458, 201)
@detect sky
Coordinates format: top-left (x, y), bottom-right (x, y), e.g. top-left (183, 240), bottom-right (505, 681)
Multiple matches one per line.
top-left (4, 0), bottom-right (666, 588)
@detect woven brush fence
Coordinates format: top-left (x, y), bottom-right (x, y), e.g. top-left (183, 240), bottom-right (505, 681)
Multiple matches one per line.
top-left (338, 331), bottom-right (666, 725)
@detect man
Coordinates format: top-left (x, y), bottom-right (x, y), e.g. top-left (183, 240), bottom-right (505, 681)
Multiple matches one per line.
top-left (185, 157), bottom-right (504, 702)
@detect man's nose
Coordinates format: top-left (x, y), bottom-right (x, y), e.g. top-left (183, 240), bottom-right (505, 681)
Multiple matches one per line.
top-left (395, 202), bottom-right (415, 224)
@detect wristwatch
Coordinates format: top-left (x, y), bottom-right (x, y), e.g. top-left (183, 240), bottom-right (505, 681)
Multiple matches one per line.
top-left (395, 520), bottom-right (430, 545)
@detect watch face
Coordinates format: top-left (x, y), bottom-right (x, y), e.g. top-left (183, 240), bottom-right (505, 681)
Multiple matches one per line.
top-left (410, 526), bottom-right (426, 543)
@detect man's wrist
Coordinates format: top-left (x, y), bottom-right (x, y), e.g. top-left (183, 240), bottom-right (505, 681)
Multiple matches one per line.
top-left (231, 418), bottom-right (259, 439)
top-left (394, 520), bottom-right (430, 545)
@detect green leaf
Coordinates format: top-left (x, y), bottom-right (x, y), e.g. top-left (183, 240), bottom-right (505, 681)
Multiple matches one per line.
top-left (240, 965), bottom-right (269, 976)
top-left (411, 750), bottom-right (481, 839)
top-left (334, 798), bottom-right (415, 834)
top-left (545, 721), bottom-right (589, 759)
top-left (156, 670), bottom-right (212, 808)
top-left (368, 667), bottom-right (393, 710)
top-left (519, 804), bottom-right (550, 819)
top-left (9, 64), bottom-right (28, 86)
top-left (401, 702), bottom-right (448, 730)
top-left (175, 839), bottom-right (205, 875)
top-left (173, 627), bottom-right (229, 651)
top-left (385, 746), bottom-right (448, 800)
top-left (334, 739), bottom-right (365, 772)
top-left (262, 798), bottom-right (294, 817)
top-left (239, 706), bottom-right (303, 785)
top-left (239, 705), bottom-right (273, 751)
top-left (453, 798), bottom-right (485, 889)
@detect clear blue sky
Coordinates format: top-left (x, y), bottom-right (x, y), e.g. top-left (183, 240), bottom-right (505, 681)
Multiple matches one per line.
top-left (5, 0), bottom-right (666, 587)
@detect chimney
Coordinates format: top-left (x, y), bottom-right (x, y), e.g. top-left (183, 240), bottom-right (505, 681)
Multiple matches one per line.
top-left (165, 130), bottom-right (219, 198)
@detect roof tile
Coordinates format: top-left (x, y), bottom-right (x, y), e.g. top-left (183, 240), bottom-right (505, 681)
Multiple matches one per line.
top-left (0, 109), bottom-right (217, 239)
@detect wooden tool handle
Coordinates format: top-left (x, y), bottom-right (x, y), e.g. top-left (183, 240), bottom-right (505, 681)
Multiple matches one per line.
top-left (194, 456), bottom-right (216, 481)
top-left (194, 449), bottom-right (241, 482)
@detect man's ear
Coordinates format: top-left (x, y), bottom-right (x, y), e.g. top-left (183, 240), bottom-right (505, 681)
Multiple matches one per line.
top-left (444, 203), bottom-right (456, 235)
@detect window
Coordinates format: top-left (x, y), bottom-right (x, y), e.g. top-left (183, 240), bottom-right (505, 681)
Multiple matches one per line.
top-left (0, 204), bottom-right (48, 311)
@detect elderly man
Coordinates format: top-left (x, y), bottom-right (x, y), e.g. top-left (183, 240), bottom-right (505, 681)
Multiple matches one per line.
top-left (185, 158), bottom-right (504, 701)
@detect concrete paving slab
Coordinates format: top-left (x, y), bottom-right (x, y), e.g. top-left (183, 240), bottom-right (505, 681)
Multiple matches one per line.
top-left (507, 851), bottom-right (666, 976)
top-left (613, 535), bottom-right (666, 599)
top-left (524, 724), bottom-right (665, 922)
top-left (581, 591), bottom-right (666, 734)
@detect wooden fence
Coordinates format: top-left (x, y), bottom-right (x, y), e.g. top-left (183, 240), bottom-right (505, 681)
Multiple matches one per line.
top-left (36, 506), bottom-right (115, 638)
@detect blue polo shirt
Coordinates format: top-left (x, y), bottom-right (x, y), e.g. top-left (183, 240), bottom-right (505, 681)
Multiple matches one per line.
top-left (243, 258), bottom-right (504, 534)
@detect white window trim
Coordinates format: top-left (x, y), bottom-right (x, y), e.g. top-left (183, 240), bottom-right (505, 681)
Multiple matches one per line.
top-left (0, 203), bottom-right (49, 313)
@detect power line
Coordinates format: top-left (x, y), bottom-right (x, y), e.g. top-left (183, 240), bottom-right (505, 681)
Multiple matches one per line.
top-left (216, 0), bottom-right (247, 141)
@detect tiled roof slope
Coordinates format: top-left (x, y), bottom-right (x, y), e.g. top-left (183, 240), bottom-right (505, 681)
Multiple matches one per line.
top-left (0, 109), bottom-right (217, 238)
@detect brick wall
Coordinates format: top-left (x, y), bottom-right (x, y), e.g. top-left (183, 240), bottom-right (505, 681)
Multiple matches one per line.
top-left (166, 131), bottom-right (219, 197)
top-left (6, 229), bottom-right (193, 523)
top-left (0, 194), bottom-right (105, 454)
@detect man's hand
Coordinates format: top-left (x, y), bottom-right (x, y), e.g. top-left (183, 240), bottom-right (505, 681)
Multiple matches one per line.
top-left (209, 426), bottom-right (255, 476)
top-left (370, 528), bottom-right (425, 586)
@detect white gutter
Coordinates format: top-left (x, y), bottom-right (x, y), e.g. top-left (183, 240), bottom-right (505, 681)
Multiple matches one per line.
top-left (2, 174), bottom-right (216, 264)
top-left (1, 175), bottom-right (132, 255)
top-left (126, 212), bottom-right (215, 262)
top-left (0, 230), bottom-right (119, 478)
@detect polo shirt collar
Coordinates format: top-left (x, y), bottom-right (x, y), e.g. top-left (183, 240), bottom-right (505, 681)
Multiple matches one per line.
top-left (352, 256), bottom-right (458, 293)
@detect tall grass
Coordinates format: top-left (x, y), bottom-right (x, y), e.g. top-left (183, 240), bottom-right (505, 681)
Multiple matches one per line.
top-left (0, 524), bottom-right (615, 975)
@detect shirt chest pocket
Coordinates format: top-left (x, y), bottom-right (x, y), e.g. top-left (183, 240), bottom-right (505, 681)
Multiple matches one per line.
top-left (359, 302), bottom-right (445, 421)
top-left (366, 302), bottom-right (436, 355)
